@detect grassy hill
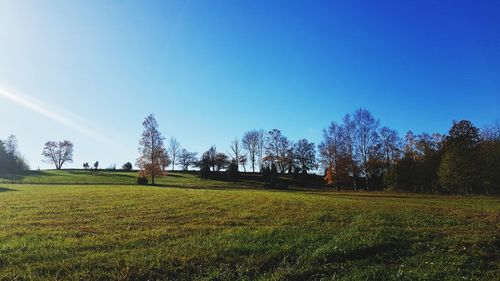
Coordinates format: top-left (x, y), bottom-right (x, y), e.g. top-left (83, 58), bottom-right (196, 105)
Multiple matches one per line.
top-left (0, 172), bottom-right (498, 280)
top-left (0, 169), bottom-right (260, 187)
top-left (0, 169), bottom-right (325, 189)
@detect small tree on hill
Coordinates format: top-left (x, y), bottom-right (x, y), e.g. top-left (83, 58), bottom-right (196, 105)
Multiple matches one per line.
top-left (137, 114), bottom-right (165, 185)
top-left (42, 140), bottom-right (74, 170)
top-left (178, 149), bottom-right (198, 171)
top-left (122, 162), bottom-right (133, 171)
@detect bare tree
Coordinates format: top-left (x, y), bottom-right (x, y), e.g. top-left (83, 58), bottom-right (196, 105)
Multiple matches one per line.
top-left (318, 121), bottom-right (344, 186)
top-left (42, 140), bottom-right (74, 170)
top-left (482, 120), bottom-right (500, 141)
top-left (257, 129), bottom-right (265, 171)
top-left (242, 130), bottom-right (261, 172)
top-left (178, 149), bottom-right (198, 171)
top-left (265, 129), bottom-right (290, 173)
top-left (229, 138), bottom-right (242, 171)
top-left (5, 135), bottom-right (18, 157)
top-left (206, 146), bottom-right (217, 171)
top-left (353, 108), bottom-right (380, 190)
top-left (168, 137), bottom-right (181, 171)
top-left (137, 114), bottom-right (165, 185)
top-left (239, 155), bottom-right (247, 172)
top-left (342, 114), bottom-right (358, 190)
top-left (379, 126), bottom-right (401, 172)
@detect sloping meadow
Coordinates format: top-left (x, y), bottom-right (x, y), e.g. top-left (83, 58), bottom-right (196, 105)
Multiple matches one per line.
top-left (0, 184), bottom-right (498, 280)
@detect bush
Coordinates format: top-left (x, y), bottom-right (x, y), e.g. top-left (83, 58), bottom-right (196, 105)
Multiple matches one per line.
top-left (137, 176), bottom-right (148, 185)
top-left (122, 162), bottom-right (133, 171)
top-left (263, 163), bottom-right (279, 188)
top-left (226, 160), bottom-right (240, 182)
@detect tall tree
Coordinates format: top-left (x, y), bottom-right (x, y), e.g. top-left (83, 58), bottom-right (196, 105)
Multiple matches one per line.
top-left (342, 114), bottom-right (358, 190)
top-left (229, 138), bottom-right (242, 171)
top-left (137, 114), bottom-right (165, 185)
top-left (42, 140), bottom-right (74, 170)
top-left (353, 108), bottom-right (380, 190)
top-left (206, 146), bottom-right (217, 171)
top-left (0, 136), bottom-right (28, 174)
top-left (439, 120), bottom-right (480, 193)
top-left (319, 121), bottom-right (344, 187)
top-left (242, 130), bottom-right (260, 172)
top-left (257, 129), bottom-right (266, 171)
top-left (293, 139), bottom-right (317, 174)
top-left (379, 126), bottom-right (401, 187)
top-left (414, 133), bottom-right (443, 192)
top-left (265, 129), bottom-right (290, 173)
top-left (168, 137), bottom-right (181, 171)
top-left (379, 126), bottom-right (401, 171)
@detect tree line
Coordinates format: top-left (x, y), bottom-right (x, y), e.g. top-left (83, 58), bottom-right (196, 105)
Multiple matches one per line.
top-left (0, 135), bottom-right (29, 175)
top-left (318, 109), bottom-right (500, 194)
top-left (3, 109), bottom-right (498, 195)
top-left (136, 111), bottom-right (500, 194)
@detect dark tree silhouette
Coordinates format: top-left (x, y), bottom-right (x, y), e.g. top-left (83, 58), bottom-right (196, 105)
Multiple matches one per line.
top-left (178, 149), bottom-right (197, 171)
top-left (293, 139), bottom-right (317, 174)
top-left (122, 162), bottom-right (133, 171)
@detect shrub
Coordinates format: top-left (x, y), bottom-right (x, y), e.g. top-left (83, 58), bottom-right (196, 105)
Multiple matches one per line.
top-left (137, 176), bottom-right (148, 185)
top-left (226, 160), bottom-right (240, 182)
top-left (122, 162), bottom-right (133, 171)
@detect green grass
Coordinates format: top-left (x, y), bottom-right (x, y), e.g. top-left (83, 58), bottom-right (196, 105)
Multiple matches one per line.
top-left (0, 170), bottom-right (262, 188)
top-left (0, 182), bottom-right (498, 280)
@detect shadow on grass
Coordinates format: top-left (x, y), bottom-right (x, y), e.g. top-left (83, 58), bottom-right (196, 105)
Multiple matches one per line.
top-left (323, 242), bottom-right (405, 263)
top-left (318, 192), bottom-right (436, 200)
top-left (0, 187), bottom-right (18, 192)
top-left (165, 173), bottom-right (186, 178)
top-left (0, 170), bottom-right (55, 181)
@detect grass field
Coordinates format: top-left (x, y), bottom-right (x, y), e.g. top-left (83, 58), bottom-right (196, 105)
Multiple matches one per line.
top-left (0, 170), bottom-right (264, 188)
top-left (0, 172), bottom-right (499, 280)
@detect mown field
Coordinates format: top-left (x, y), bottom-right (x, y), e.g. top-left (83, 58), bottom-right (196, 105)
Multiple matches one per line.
top-left (0, 170), bottom-right (260, 188)
top-left (0, 171), bottom-right (499, 280)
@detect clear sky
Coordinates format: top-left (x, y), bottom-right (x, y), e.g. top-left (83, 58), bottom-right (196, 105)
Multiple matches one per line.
top-left (0, 0), bottom-right (499, 169)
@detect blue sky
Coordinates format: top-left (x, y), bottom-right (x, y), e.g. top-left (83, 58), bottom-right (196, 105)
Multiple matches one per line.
top-left (0, 0), bottom-right (499, 169)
